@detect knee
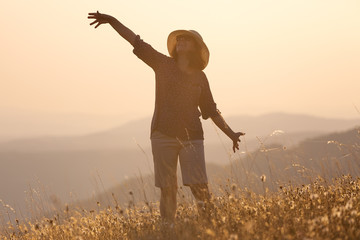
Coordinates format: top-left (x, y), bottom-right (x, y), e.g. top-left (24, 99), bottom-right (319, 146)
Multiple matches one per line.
top-left (189, 184), bottom-right (210, 200)
top-left (189, 183), bottom-right (208, 193)
top-left (161, 186), bottom-right (177, 199)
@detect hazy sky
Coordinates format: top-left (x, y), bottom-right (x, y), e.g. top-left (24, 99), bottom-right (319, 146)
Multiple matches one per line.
top-left (1, 0), bottom-right (360, 121)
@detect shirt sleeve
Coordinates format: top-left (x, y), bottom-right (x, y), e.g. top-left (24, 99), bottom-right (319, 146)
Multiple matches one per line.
top-left (199, 73), bottom-right (221, 120)
top-left (132, 34), bottom-right (167, 71)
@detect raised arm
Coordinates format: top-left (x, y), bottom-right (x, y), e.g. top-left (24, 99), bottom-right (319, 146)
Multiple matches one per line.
top-left (88, 11), bottom-right (136, 46)
top-left (88, 11), bottom-right (166, 70)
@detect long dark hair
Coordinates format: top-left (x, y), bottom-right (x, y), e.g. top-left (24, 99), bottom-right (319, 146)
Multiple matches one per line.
top-left (171, 40), bottom-right (205, 70)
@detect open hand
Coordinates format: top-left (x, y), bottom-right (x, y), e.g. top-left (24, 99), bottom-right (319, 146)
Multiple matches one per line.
top-left (88, 11), bottom-right (113, 28)
top-left (232, 132), bottom-right (245, 153)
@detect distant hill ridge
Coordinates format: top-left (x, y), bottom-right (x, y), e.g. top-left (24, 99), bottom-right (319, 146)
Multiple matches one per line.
top-left (0, 112), bottom-right (358, 152)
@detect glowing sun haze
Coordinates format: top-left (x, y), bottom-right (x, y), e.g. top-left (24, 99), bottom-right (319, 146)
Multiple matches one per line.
top-left (1, 0), bottom-right (359, 122)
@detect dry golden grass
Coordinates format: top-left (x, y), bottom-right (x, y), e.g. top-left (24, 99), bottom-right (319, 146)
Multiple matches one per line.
top-left (1, 127), bottom-right (359, 239)
top-left (0, 174), bottom-right (359, 240)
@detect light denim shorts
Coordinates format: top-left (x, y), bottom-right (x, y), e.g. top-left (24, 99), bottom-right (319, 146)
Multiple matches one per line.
top-left (150, 130), bottom-right (208, 188)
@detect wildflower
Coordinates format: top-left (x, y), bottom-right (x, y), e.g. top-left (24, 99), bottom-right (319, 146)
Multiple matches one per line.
top-left (310, 194), bottom-right (319, 200)
top-left (345, 199), bottom-right (353, 210)
top-left (260, 175), bottom-right (266, 182)
top-left (270, 130), bottom-right (285, 136)
top-left (331, 207), bottom-right (341, 218)
top-left (228, 194), bottom-right (235, 202)
top-left (320, 215), bottom-right (329, 224)
top-left (229, 233), bottom-right (239, 240)
top-left (205, 229), bottom-right (215, 237)
top-left (350, 210), bottom-right (357, 216)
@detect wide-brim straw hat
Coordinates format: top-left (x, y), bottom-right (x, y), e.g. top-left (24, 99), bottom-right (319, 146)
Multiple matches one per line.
top-left (167, 29), bottom-right (210, 70)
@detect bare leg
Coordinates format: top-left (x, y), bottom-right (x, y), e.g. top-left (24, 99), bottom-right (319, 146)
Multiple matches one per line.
top-left (189, 183), bottom-right (211, 201)
top-left (189, 183), bottom-right (214, 220)
top-left (160, 186), bottom-right (177, 223)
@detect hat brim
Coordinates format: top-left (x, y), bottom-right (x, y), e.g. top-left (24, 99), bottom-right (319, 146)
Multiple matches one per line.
top-left (167, 30), bottom-right (210, 70)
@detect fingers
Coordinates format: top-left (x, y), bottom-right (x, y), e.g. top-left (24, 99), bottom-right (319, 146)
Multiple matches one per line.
top-left (88, 11), bottom-right (101, 19)
top-left (89, 20), bottom-right (103, 29)
top-left (233, 142), bottom-right (239, 153)
top-left (88, 13), bottom-right (98, 18)
top-left (231, 131), bottom-right (244, 152)
top-left (88, 11), bottom-right (105, 28)
top-left (233, 146), bottom-right (239, 153)
top-left (88, 11), bottom-right (100, 15)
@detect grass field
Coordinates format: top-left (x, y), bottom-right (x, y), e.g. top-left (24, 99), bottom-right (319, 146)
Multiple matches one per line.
top-left (1, 128), bottom-right (359, 239)
top-left (0, 174), bottom-right (359, 240)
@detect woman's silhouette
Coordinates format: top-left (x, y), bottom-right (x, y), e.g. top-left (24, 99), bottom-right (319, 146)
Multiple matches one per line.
top-left (88, 11), bottom-right (245, 223)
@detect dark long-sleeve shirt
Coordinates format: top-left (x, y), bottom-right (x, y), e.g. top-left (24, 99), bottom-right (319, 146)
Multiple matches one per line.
top-left (132, 35), bottom-right (220, 140)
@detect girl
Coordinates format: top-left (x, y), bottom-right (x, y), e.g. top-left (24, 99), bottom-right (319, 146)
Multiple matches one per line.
top-left (88, 11), bottom-right (245, 223)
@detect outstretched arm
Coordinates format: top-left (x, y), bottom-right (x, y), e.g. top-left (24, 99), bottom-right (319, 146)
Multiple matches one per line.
top-left (88, 11), bottom-right (136, 46)
top-left (88, 11), bottom-right (166, 70)
top-left (211, 114), bottom-right (245, 153)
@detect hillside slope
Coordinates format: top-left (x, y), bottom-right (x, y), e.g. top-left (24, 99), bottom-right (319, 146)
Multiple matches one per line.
top-left (77, 127), bottom-right (360, 211)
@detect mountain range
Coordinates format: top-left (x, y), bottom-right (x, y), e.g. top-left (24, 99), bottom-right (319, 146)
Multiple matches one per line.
top-left (0, 112), bottom-right (358, 218)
